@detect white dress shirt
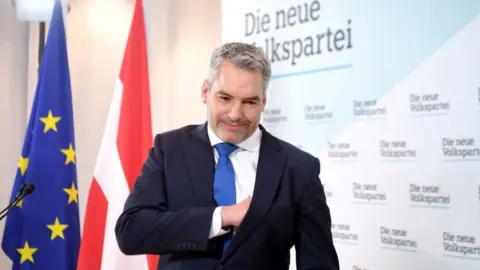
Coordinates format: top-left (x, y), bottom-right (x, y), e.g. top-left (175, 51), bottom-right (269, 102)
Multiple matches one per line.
top-left (207, 125), bottom-right (262, 239)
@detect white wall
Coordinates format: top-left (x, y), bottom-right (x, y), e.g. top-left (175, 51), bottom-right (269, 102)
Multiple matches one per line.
top-left (150, 0), bottom-right (222, 129)
top-left (0, 0), bottom-right (221, 268)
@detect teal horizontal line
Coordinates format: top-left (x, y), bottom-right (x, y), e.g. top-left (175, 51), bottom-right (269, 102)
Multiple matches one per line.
top-left (334, 241), bottom-right (358, 246)
top-left (352, 201), bottom-right (387, 205)
top-left (271, 63), bottom-right (353, 79)
top-left (442, 159), bottom-right (480, 162)
top-left (444, 254), bottom-right (480, 261)
top-left (410, 204), bottom-right (450, 209)
top-left (328, 159), bottom-right (358, 162)
top-left (354, 116), bottom-right (386, 121)
top-left (410, 112), bottom-right (449, 117)
top-left (380, 159), bottom-right (416, 163)
top-left (381, 246), bottom-right (417, 253)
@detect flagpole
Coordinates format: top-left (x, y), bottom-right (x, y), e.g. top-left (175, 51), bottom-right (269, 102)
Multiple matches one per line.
top-left (38, 22), bottom-right (46, 70)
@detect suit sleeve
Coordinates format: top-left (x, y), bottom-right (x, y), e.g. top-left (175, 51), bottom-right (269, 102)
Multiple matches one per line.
top-left (295, 157), bottom-right (340, 270)
top-left (115, 134), bottom-right (217, 255)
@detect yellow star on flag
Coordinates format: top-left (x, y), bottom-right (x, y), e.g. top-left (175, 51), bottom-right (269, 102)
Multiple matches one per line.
top-left (63, 182), bottom-right (78, 204)
top-left (47, 217), bottom-right (69, 240)
top-left (39, 110), bottom-right (61, 133)
top-left (17, 241), bottom-right (38, 264)
top-left (18, 156), bottom-right (28, 176)
top-left (60, 143), bottom-right (76, 165)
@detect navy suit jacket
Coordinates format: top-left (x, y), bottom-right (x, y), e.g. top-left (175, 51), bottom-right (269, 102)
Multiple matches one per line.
top-left (115, 123), bottom-right (339, 270)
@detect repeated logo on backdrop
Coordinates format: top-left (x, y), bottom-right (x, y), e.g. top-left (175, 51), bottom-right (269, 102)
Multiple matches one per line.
top-left (222, 0), bottom-right (480, 269)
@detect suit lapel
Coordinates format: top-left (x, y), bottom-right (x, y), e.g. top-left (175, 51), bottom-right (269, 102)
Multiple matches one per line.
top-left (183, 123), bottom-right (217, 206)
top-left (221, 126), bottom-right (287, 262)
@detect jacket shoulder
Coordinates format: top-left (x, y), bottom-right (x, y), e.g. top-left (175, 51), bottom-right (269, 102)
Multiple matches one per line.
top-left (274, 136), bottom-right (318, 164)
top-left (152, 124), bottom-right (200, 147)
top-left (269, 134), bottom-right (322, 201)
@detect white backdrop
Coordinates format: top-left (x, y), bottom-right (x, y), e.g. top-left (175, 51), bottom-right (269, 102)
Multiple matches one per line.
top-left (222, 0), bottom-right (480, 269)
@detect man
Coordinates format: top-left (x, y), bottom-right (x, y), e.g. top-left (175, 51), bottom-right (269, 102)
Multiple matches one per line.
top-left (115, 42), bottom-right (339, 270)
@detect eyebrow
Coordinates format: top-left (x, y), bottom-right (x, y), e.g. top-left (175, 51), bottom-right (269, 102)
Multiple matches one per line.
top-left (217, 90), bottom-right (261, 102)
top-left (217, 90), bottom-right (231, 97)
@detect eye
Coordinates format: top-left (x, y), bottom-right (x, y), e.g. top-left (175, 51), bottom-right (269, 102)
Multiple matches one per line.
top-left (219, 96), bottom-right (230, 102)
top-left (245, 100), bottom-right (258, 106)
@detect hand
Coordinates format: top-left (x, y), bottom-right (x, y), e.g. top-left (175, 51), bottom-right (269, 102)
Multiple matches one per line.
top-left (221, 196), bottom-right (252, 227)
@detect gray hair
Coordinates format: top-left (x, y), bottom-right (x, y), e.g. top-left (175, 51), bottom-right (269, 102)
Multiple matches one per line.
top-left (206, 42), bottom-right (271, 93)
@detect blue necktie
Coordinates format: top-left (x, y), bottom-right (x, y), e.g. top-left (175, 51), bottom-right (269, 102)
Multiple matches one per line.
top-left (213, 142), bottom-right (238, 253)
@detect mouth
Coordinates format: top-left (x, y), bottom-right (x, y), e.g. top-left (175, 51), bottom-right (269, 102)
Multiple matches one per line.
top-left (222, 122), bottom-right (246, 131)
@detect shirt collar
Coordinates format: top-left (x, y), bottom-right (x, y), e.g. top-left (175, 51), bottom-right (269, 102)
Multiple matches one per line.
top-left (207, 124), bottom-right (262, 153)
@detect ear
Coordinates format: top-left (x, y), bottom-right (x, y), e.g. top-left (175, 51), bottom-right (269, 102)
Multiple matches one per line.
top-left (201, 80), bottom-right (209, 104)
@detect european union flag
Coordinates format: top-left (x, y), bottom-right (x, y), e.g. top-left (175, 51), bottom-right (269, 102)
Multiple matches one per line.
top-left (1, 1), bottom-right (81, 269)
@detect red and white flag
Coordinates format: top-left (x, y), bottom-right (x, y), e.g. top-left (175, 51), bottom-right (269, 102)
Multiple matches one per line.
top-left (77, 0), bottom-right (158, 269)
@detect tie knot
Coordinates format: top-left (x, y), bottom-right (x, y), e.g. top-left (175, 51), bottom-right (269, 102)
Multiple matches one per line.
top-left (215, 143), bottom-right (238, 157)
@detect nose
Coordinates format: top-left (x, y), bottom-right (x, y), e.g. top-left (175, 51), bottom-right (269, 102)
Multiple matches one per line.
top-left (228, 102), bottom-right (243, 121)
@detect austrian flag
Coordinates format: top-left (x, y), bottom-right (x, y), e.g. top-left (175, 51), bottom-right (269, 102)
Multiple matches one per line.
top-left (77, 0), bottom-right (158, 269)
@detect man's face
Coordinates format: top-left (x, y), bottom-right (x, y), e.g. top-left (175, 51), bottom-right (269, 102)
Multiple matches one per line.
top-left (201, 61), bottom-right (266, 144)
